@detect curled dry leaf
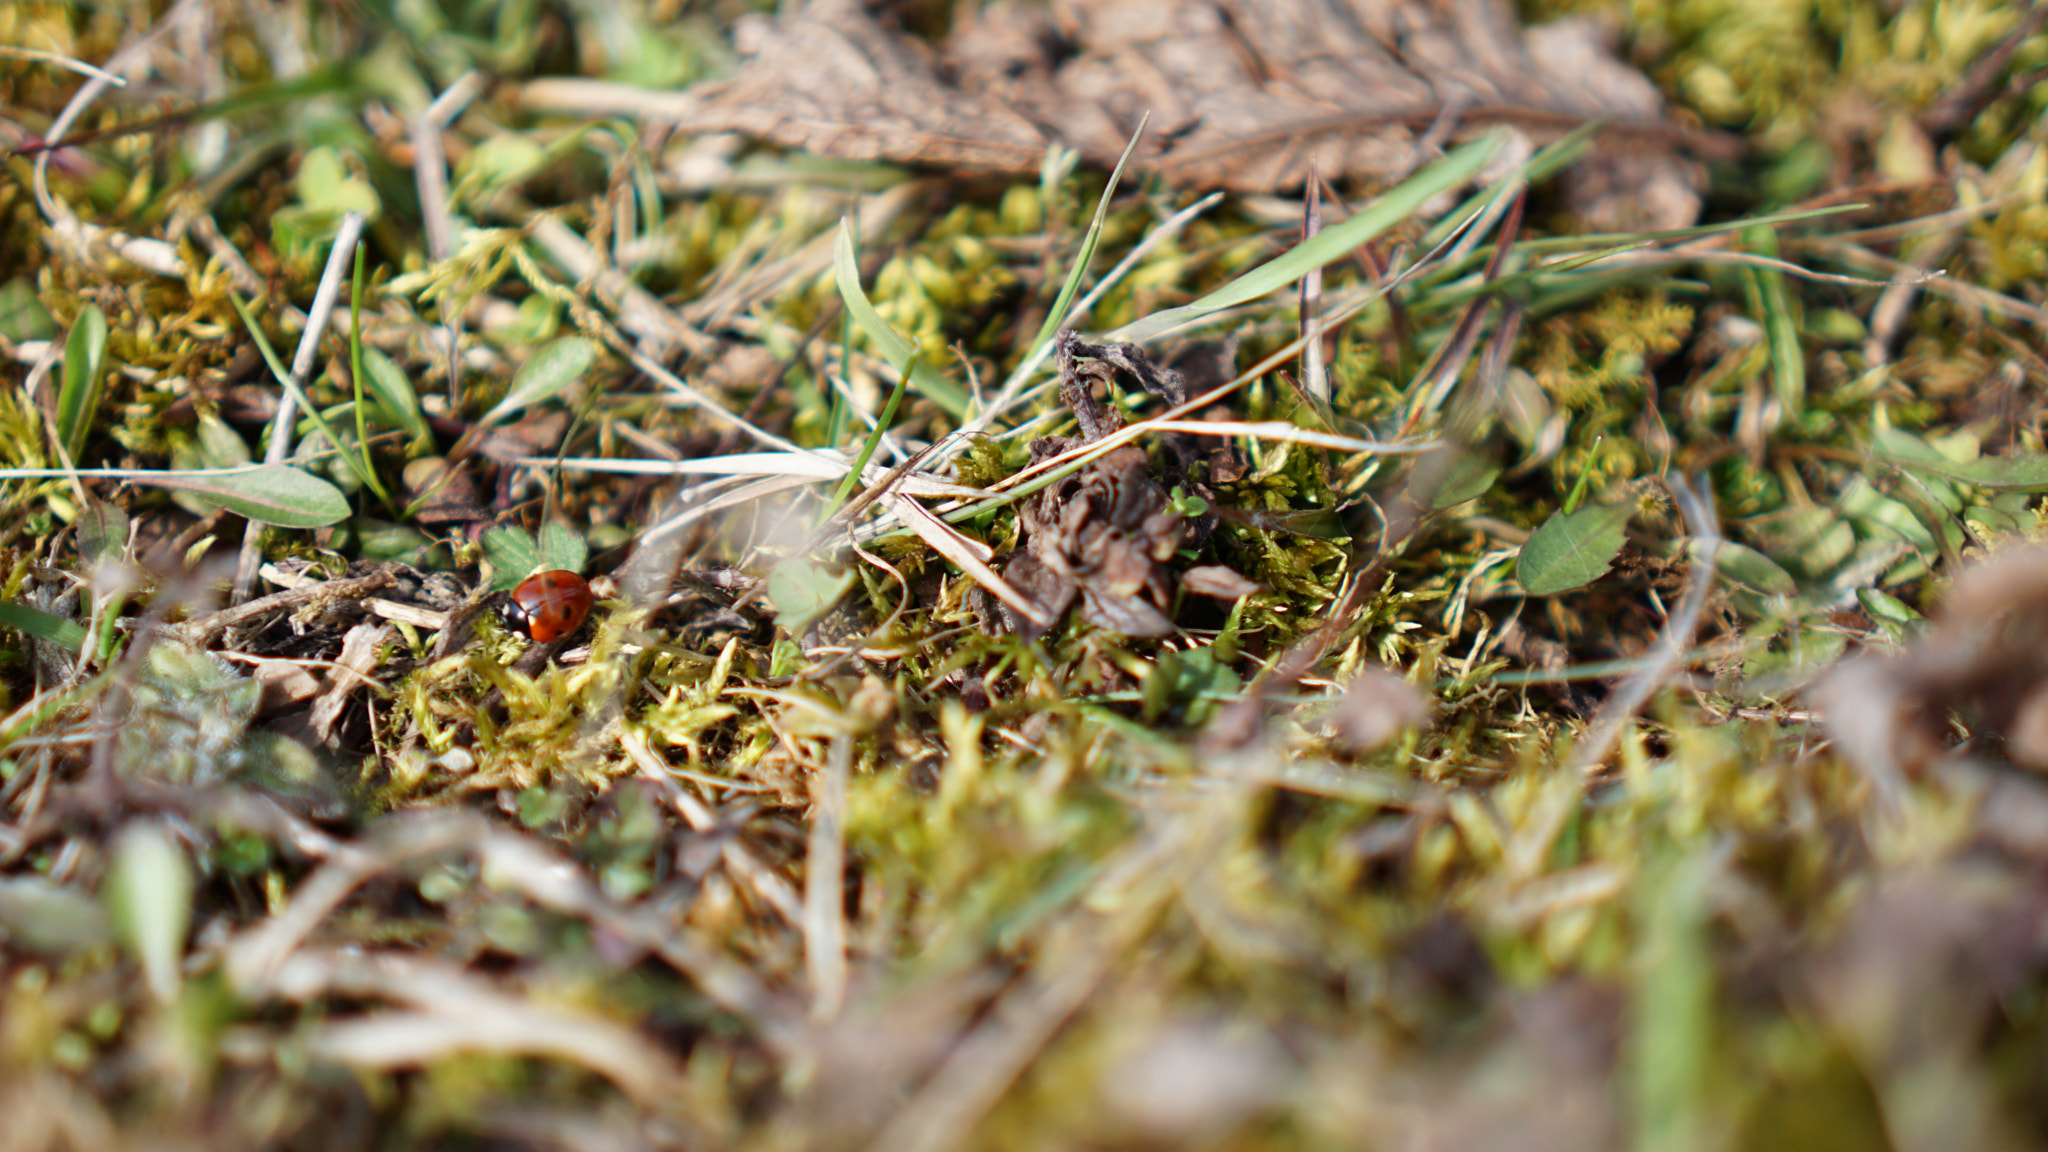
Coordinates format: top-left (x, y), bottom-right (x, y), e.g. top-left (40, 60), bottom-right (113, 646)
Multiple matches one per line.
top-left (987, 333), bottom-right (1250, 640)
top-left (1330, 667), bottom-right (1434, 753)
top-left (1816, 543), bottom-right (2048, 804)
top-left (525, 0), bottom-right (1724, 228)
top-left (1180, 565), bottom-right (1263, 601)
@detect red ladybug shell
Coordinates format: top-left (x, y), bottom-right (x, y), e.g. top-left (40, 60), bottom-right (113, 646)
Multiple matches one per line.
top-left (504, 570), bottom-right (594, 642)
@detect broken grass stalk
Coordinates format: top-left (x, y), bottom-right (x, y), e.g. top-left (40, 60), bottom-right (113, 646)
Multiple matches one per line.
top-left (1299, 167), bottom-right (1329, 406)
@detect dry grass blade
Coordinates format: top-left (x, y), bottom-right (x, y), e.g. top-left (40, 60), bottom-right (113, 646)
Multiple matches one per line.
top-left (886, 492), bottom-right (1049, 629)
top-left (276, 950), bottom-right (699, 1111)
top-left (807, 733), bottom-right (852, 1022)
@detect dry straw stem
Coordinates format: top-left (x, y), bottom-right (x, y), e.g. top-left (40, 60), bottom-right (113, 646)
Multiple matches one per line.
top-left (806, 733), bottom-right (853, 1022)
top-left (231, 210), bottom-right (367, 600)
top-left (223, 809), bottom-right (802, 1052)
top-left (275, 949), bottom-right (701, 1113)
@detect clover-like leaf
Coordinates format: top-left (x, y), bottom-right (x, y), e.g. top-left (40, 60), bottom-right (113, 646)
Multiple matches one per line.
top-left (481, 525), bottom-right (541, 590)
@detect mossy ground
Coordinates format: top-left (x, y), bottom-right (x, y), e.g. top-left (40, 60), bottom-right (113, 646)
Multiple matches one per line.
top-left (5, 1), bottom-right (2048, 1149)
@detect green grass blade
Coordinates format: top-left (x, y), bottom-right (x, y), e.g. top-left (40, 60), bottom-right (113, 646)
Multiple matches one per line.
top-left (833, 220), bottom-right (971, 419)
top-left (1106, 132), bottom-right (1507, 344)
top-left (0, 602), bottom-right (88, 652)
top-left (1417, 122), bottom-right (1599, 253)
top-left (1412, 204), bottom-right (1868, 310)
top-left (347, 243), bottom-right (395, 509)
top-left (1026, 114), bottom-right (1148, 359)
top-left (229, 292), bottom-right (384, 503)
top-left (1745, 224), bottom-right (1805, 412)
top-left (822, 353), bottom-right (917, 522)
top-left (56, 304), bottom-right (107, 461)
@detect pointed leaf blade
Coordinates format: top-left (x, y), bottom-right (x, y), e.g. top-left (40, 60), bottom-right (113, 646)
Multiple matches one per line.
top-left (480, 335), bottom-right (599, 429)
top-left (1107, 133), bottom-right (1505, 344)
top-left (146, 465), bottom-right (351, 527)
top-left (57, 304), bottom-right (108, 461)
top-left (105, 821), bottom-right (193, 1003)
top-left (1518, 501), bottom-right (1634, 596)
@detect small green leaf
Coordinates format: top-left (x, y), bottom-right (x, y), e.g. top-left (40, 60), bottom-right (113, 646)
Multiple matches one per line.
top-left (361, 350), bottom-right (432, 452)
top-left (296, 145), bottom-right (380, 218)
top-left (354, 517), bottom-right (439, 563)
top-left (456, 135), bottom-right (548, 201)
top-left (766, 559), bottom-right (854, 633)
top-left (833, 221), bottom-right (971, 418)
top-left (0, 277), bottom-right (55, 342)
top-left (537, 523), bottom-right (589, 574)
top-left (1413, 449), bottom-right (1501, 511)
top-left (480, 335), bottom-right (599, 429)
top-left (1168, 485), bottom-right (1210, 517)
top-left (77, 501), bottom-right (129, 567)
top-left (1518, 501), bottom-right (1634, 596)
top-left (105, 821), bottom-right (193, 1003)
top-left (481, 526), bottom-right (542, 590)
top-left (0, 603), bottom-right (87, 652)
top-left (1707, 541), bottom-right (1796, 596)
top-left (57, 304), bottom-right (107, 461)
top-left (1857, 586), bottom-right (1922, 643)
top-left (0, 877), bottom-right (110, 955)
top-left (167, 414), bottom-right (253, 518)
top-left (147, 465), bottom-right (351, 528)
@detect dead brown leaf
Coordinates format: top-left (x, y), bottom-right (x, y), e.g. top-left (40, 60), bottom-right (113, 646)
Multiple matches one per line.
top-left (1816, 543), bottom-right (2048, 805)
top-left (1329, 666), bottom-right (1434, 753)
top-left (523, 0), bottom-right (1728, 228)
top-left (987, 333), bottom-right (1243, 640)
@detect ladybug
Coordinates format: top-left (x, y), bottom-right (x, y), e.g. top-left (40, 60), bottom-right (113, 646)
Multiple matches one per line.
top-left (503, 570), bottom-right (595, 642)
